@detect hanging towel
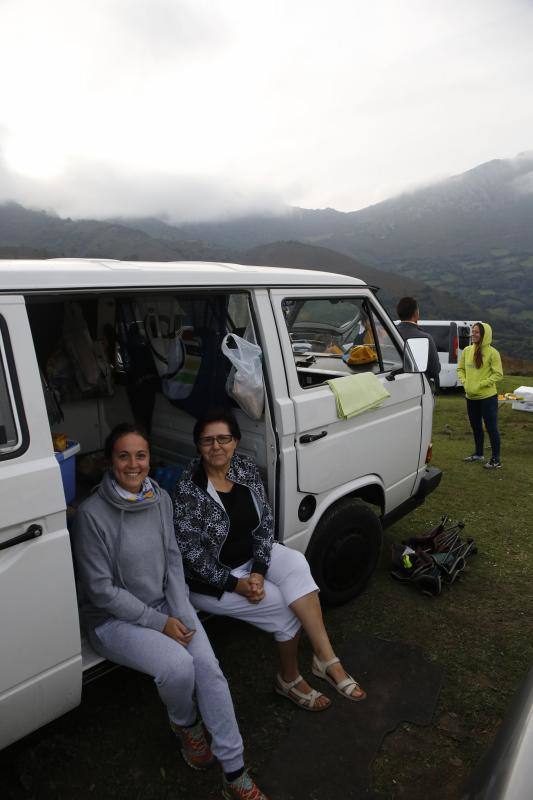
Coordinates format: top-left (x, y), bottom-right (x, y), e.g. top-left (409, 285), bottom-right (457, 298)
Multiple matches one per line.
top-left (326, 372), bottom-right (390, 419)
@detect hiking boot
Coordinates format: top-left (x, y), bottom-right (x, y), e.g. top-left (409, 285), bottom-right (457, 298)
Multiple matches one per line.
top-left (222, 769), bottom-right (269, 800)
top-left (463, 454), bottom-right (485, 462)
top-left (484, 458), bottom-right (502, 470)
top-left (170, 719), bottom-right (215, 770)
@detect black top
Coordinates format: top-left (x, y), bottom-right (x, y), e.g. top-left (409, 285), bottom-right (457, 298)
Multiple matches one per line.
top-left (396, 321), bottom-right (441, 386)
top-left (218, 483), bottom-right (259, 569)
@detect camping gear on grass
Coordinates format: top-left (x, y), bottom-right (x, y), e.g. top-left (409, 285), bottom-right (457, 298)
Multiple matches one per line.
top-left (391, 516), bottom-right (477, 596)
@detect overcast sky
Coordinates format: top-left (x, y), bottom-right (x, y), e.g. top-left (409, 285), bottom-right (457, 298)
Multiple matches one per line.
top-left (0, 0), bottom-right (532, 222)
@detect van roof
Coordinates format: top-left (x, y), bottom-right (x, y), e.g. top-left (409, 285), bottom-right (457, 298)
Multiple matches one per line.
top-left (0, 258), bottom-right (366, 292)
top-left (418, 320), bottom-right (478, 326)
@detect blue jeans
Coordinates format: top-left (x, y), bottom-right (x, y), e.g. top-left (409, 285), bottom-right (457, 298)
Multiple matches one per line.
top-left (466, 394), bottom-right (500, 461)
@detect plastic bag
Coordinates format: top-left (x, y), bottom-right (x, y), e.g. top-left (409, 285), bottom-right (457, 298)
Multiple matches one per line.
top-left (222, 331), bottom-right (264, 419)
top-left (162, 327), bottom-right (202, 400)
top-left (136, 299), bottom-right (201, 400)
top-left (342, 344), bottom-right (378, 366)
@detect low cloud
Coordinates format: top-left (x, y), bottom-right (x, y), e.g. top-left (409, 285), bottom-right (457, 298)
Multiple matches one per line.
top-left (0, 147), bottom-right (286, 222)
top-left (1, 1), bottom-right (533, 218)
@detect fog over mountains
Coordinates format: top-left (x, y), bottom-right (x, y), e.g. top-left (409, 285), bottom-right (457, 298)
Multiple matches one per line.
top-left (156, 151), bottom-right (533, 260)
top-left (1, 152), bottom-right (532, 360)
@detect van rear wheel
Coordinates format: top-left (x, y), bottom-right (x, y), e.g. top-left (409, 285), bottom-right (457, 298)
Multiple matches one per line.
top-left (306, 499), bottom-right (382, 607)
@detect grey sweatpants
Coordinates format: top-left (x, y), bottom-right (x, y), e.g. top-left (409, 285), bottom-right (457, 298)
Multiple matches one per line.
top-left (90, 606), bottom-right (244, 773)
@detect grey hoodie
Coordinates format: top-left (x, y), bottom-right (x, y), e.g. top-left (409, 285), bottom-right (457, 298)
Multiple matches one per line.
top-left (73, 471), bottom-right (196, 634)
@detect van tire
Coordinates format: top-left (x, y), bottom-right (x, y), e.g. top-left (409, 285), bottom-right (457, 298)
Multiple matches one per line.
top-left (306, 498), bottom-right (382, 607)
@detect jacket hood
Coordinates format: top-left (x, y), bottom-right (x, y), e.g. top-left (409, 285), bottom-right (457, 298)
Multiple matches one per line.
top-left (477, 321), bottom-right (493, 348)
top-left (97, 470), bottom-right (162, 512)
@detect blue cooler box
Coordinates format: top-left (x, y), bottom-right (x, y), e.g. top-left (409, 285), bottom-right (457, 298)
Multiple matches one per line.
top-left (54, 440), bottom-right (81, 504)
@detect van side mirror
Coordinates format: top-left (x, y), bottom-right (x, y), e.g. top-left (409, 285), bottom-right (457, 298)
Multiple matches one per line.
top-left (386, 336), bottom-right (429, 381)
top-left (404, 337), bottom-right (429, 373)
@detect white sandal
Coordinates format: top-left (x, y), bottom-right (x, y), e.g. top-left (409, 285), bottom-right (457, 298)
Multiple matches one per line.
top-left (275, 673), bottom-right (331, 712)
top-left (311, 655), bottom-right (367, 702)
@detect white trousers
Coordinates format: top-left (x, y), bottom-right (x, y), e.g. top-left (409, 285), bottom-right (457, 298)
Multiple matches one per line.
top-left (190, 543), bottom-right (319, 642)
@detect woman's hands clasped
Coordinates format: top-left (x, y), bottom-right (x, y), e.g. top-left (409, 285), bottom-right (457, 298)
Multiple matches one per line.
top-left (163, 616), bottom-right (196, 646)
top-left (236, 572), bottom-right (265, 604)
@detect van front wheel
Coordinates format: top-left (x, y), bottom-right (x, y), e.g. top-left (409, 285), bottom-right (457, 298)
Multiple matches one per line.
top-left (306, 499), bottom-right (382, 607)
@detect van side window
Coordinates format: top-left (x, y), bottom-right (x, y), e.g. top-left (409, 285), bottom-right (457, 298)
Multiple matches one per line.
top-left (368, 311), bottom-right (404, 373)
top-left (419, 324), bottom-right (449, 352)
top-left (282, 297), bottom-right (402, 388)
top-left (0, 317), bottom-right (23, 456)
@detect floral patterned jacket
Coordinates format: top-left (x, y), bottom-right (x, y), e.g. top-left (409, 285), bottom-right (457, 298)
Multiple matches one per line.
top-left (173, 452), bottom-right (274, 597)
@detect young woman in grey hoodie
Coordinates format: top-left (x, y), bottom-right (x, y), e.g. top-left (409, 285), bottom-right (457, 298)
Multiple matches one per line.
top-left (73, 423), bottom-right (268, 800)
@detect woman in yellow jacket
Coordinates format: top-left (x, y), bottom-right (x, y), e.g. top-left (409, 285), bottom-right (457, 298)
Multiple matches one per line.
top-left (457, 322), bottom-right (503, 469)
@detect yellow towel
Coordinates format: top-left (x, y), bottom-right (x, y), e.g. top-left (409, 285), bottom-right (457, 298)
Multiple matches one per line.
top-left (326, 372), bottom-right (390, 419)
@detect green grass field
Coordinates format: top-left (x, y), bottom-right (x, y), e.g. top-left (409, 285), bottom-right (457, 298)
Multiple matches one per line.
top-left (354, 376), bottom-right (533, 798)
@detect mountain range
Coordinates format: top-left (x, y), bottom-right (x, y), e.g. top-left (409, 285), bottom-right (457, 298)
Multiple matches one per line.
top-left (1, 151), bottom-right (532, 360)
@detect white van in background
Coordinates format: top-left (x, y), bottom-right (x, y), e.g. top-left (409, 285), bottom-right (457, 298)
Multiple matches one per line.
top-left (0, 258), bottom-right (441, 750)
top-left (418, 320), bottom-right (476, 388)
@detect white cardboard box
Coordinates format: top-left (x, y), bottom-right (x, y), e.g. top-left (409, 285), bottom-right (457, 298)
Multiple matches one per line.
top-left (512, 401), bottom-right (533, 413)
top-left (512, 385), bottom-right (533, 412)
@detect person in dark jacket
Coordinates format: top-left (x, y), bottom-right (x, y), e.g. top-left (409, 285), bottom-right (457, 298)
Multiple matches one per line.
top-left (396, 297), bottom-right (441, 388)
top-left (173, 408), bottom-right (366, 713)
top-left (73, 422), bottom-right (268, 800)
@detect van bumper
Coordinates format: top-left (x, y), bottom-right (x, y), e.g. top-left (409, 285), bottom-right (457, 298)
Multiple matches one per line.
top-left (415, 466), bottom-right (442, 499)
top-left (382, 466), bottom-right (442, 529)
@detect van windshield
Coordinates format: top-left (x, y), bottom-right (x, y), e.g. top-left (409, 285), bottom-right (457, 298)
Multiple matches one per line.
top-left (283, 298), bottom-right (363, 352)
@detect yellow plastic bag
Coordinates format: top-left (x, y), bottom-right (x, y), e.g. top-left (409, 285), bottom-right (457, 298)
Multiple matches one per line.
top-left (344, 345), bottom-right (377, 366)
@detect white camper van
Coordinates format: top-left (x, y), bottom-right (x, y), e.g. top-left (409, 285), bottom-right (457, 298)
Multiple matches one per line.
top-left (0, 258), bottom-right (441, 750)
top-left (418, 320), bottom-right (475, 388)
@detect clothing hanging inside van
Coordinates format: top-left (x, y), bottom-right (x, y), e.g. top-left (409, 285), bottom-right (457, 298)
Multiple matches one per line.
top-left (114, 294), bottom-right (232, 425)
top-left (162, 295), bottom-right (232, 419)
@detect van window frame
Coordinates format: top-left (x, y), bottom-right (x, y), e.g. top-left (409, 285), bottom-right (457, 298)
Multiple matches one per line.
top-left (0, 314), bottom-right (29, 460)
top-left (279, 293), bottom-right (403, 390)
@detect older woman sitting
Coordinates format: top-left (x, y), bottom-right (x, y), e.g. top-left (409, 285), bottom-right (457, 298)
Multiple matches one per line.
top-left (173, 408), bottom-right (366, 711)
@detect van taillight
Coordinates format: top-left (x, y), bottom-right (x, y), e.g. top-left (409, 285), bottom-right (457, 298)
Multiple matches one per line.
top-left (426, 444), bottom-right (433, 463)
top-left (450, 335), bottom-right (458, 364)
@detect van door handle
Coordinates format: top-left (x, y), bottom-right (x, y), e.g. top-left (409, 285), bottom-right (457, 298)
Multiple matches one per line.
top-left (299, 431), bottom-right (328, 444)
top-left (0, 524), bottom-right (43, 552)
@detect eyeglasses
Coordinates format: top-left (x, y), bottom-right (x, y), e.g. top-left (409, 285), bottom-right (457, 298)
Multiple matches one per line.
top-left (197, 434), bottom-right (234, 447)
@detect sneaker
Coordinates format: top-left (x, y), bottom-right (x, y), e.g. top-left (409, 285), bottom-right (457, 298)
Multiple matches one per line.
top-left (222, 769), bottom-right (269, 800)
top-left (484, 458), bottom-right (502, 470)
top-left (463, 454), bottom-right (485, 462)
top-left (170, 719), bottom-right (215, 770)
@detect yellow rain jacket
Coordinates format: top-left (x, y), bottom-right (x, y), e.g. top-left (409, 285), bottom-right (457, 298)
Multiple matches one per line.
top-left (457, 322), bottom-right (503, 400)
